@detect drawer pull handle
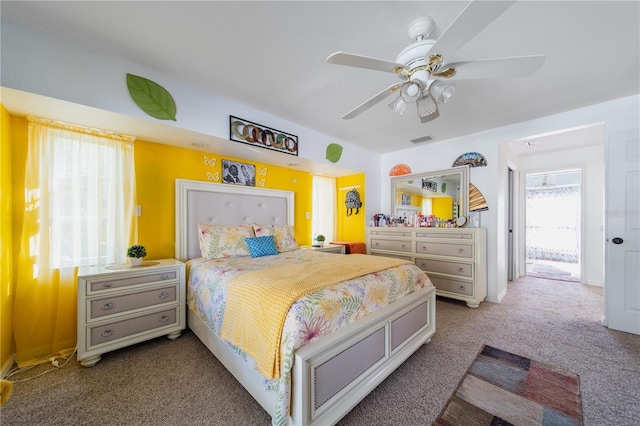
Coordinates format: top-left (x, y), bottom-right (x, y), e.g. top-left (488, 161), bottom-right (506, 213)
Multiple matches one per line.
top-left (160, 274), bottom-right (169, 280)
top-left (458, 285), bottom-right (465, 290)
top-left (375, 242), bottom-right (380, 247)
top-left (458, 235), bottom-right (464, 239)
top-left (421, 246), bottom-right (427, 250)
top-left (159, 315), bottom-right (170, 323)
top-left (101, 302), bottom-right (115, 310)
top-left (458, 248), bottom-right (465, 254)
top-left (159, 291), bottom-right (170, 299)
top-left (402, 244), bottom-right (407, 249)
top-left (104, 282), bottom-right (113, 288)
top-left (101, 329), bottom-right (115, 337)
top-left (457, 267), bottom-right (464, 272)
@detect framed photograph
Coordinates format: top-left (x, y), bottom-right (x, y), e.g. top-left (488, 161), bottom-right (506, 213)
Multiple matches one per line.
top-left (222, 159), bottom-right (255, 187)
top-left (422, 178), bottom-right (437, 192)
top-left (468, 211), bottom-right (481, 228)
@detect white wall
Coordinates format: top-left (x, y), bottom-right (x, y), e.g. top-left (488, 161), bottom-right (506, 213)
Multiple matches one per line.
top-left (0, 18), bottom-right (383, 220)
top-left (381, 95), bottom-right (639, 302)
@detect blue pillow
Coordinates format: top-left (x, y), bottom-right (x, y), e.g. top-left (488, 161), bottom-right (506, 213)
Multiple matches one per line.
top-left (245, 236), bottom-right (278, 258)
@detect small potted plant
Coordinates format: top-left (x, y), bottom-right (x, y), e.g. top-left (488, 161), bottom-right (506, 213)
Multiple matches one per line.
top-left (126, 244), bottom-right (147, 266)
top-left (316, 234), bottom-right (326, 247)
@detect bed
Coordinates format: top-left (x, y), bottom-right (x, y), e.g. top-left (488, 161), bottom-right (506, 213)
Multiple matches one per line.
top-left (175, 179), bottom-right (436, 426)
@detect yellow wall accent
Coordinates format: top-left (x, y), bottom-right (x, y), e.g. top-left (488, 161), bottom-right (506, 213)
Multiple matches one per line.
top-left (4, 111), bottom-right (355, 366)
top-left (134, 140), bottom-right (315, 259)
top-left (432, 197), bottom-right (453, 220)
top-left (335, 173), bottom-right (366, 243)
top-left (1, 105), bottom-right (15, 372)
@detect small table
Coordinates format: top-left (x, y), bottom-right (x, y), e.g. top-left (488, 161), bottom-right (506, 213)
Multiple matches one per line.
top-left (308, 244), bottom-right (346, 254)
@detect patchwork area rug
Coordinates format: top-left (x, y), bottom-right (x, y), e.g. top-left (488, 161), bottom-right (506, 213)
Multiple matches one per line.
top-left (434, 345), bottom-right (582, 426)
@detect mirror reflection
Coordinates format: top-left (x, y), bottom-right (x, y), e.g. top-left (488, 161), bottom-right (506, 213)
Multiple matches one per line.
top-left (391, 165), bottom-right (469, 225)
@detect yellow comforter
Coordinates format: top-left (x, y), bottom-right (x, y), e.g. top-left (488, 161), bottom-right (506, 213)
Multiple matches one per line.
top-left (220, 254), bottom-right (410, 379)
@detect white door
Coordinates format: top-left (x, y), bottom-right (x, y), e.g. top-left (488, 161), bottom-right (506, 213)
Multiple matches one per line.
top-left (605, 127), bottom-right (640, 335)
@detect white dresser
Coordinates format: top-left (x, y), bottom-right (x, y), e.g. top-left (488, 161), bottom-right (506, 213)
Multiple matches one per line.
top-left (367, 227), bottom-right (487, 308)
top-left (77, 258), bottom-right (186, 367)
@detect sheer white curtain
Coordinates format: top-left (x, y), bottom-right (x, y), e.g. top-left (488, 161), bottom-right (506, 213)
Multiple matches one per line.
top-left (526, 185), bottom-right (580, 263)
top-left (312, 175), bottom-right (336, 242)
top-left (14, 117), bottom-right (136, 366)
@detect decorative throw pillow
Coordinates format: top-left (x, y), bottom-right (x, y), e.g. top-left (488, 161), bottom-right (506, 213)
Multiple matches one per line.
top-left (198, 224), bottom-right (254, 259)
top-left (253, 224), bottom-right (299, 253)
top-left (245, 236), bottom-right (278, 258)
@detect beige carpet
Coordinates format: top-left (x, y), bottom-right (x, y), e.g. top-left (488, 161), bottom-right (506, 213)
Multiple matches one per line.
top-left (2, 276), bottom-right (639, 425)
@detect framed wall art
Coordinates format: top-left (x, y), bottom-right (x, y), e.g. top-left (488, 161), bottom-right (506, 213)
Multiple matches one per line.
top-left (222, 159), bottom-right (255, 187)
top-left (229, 116), bottom-right (298, 156)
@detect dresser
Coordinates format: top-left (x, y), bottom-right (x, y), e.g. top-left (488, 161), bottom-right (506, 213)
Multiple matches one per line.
top-left (77, 259), bottom-right (186, 367)
top-left (367, 227), bottom-right (487, 308)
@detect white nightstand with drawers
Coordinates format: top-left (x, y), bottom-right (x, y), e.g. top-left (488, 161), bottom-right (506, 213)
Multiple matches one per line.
top-left (77, 258), bottom-right (185, 367)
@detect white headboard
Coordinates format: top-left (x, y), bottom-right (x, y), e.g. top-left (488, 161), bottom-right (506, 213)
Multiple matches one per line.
top-left (175, 179), bottom-right (294, 261)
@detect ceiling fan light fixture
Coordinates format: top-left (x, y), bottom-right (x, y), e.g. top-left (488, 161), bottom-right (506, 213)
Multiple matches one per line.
top-left (388, 96), bottom-right (408, 115)
top-left (400, 80), bottom-right (423, 103)
top-left (430, 81), bottom-right (456, 104)
top-left (416, 94), bottom-right (437, 118)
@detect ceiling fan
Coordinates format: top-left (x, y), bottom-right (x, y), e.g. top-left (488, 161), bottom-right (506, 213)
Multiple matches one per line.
top-left (327, 0), bottom-right (545, 123)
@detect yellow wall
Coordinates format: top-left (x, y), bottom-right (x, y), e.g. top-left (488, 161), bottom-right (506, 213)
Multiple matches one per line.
top-left (1, 105), bottom-right (15, 372)
top-left (432, 197), bottom-right (453, 220)
top-left (4, 111), bottom-right (363, 368)
top-left (335, 173), bottom-right (366, 243)
top-left (134, 140), bottom-right (315, 258)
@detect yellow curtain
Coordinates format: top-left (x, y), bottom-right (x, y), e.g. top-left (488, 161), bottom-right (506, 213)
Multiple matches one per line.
top-left (13, 118), bottom-right (136, 367)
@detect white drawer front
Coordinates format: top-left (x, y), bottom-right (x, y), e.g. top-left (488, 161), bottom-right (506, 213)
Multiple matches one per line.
top-left (89, 308), bottom-right (178, 347)
top-left (370, 238), bottom-right (412, 253)
top-left (369, 252), bottom-right (413, 261)
top-left (415, 242), bottom-right (473, 259)
top-left (415, 231), bottom-right (473, 240)
top-left (88, 285), bottom-right (177, 320)
top-left (414, 258), bottom-right (473, 279)
top-left (89, 269), bottom-right (178, 293)
top-left (369, 229), bottom-right (412, 237)
top-left (430, 275), bottom-right (473, 296)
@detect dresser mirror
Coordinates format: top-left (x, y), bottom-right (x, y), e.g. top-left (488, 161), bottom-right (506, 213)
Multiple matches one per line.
top-left (391, 165), bottom-right (470, 222)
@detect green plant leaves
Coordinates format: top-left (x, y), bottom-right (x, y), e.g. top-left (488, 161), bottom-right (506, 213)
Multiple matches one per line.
top-left (326, 143), bottom-right (343, 163)
top-left (126, 73), bottom-right (177, 121)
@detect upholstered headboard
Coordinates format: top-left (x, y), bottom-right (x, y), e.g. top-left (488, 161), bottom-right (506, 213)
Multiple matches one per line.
top-left (175, 179), bottom-right (294, 261)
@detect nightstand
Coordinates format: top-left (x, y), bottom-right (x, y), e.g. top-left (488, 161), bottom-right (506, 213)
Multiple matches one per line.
top-left (311, 244), bottom-right (346, 254)
top-left (77, 258), bottom-right (185, 367)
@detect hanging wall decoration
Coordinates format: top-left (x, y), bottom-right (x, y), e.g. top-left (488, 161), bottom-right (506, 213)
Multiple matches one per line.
top-left (469, 183), bottom-right (489, 211)
top-left (345, 188), bottom-right (363, 216)
top-left (389, 163), bottom-right (412, 176)
top-left (126, 73), bottom-right (177, 121)
top-left (326, 143), bottom-right (343, 163)
top-left (230, 116), bottom-right (298, 156)
top-left (452, 152), bottom-right (487, 167)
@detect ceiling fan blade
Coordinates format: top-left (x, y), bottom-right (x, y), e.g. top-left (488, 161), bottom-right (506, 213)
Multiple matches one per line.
top-left (343, 83), bottom-right (403, 119)
top-left (429, 0), bottom-right (516, 56)
top-left (327, 51), bottom-right (407, 74)
top-left (443, 55), bottom-right (545, 80)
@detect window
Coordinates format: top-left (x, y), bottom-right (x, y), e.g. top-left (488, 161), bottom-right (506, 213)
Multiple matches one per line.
top-left (312, 175), bottom-right (336, 242)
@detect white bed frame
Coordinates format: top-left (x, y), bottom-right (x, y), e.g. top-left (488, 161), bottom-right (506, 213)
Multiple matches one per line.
top-left (175, 179), bottom-right (436, 425)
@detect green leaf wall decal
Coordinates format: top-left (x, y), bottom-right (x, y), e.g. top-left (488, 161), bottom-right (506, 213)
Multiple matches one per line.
top-left (326, 143), bottom-right (343, 163)
top-left (126, 73), bottom-right (177, 121)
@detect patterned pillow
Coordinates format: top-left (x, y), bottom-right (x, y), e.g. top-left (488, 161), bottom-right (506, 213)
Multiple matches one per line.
top-left (245, 236), bottom-right (278, 258)
top-left (253, 224), bottom-right (299, 253)
top-left (198, 224), bottom-right (254, 259)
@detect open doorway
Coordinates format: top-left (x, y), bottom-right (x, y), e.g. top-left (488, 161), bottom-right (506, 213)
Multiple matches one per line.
top-left (525, 169), bottom-right (582, 282)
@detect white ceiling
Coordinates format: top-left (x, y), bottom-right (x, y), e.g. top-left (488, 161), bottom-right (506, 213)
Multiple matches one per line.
top-left (2, 1), bottom-right (638, 159)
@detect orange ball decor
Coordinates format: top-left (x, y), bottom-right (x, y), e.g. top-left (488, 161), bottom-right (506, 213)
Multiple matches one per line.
top-left (389, 163), bottom-right (412, 176)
